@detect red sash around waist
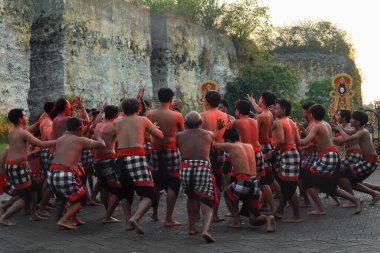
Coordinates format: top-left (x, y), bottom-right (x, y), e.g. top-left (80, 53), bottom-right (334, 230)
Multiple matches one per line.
top-left (117, 147), bottom-right (146, 157)
top-left (347, 149), bottom-right (362, 155)
top-left (180, 162), bottom-right (211, 170)
top-left (363, 155), bottom-right (378, 163)
top-left (50, 164), bottom-right (74, 173)
top-left (144, 137), bottom-right (152, 142)
top-left (280, 144), bottom-right (296, 153)
top-left (259, 136), bottom-right (271, 144)
top-left (318, 146), bottom-right (339, 158)
top-left (151, 142), bottom-right (177, 150)
top-left (305, 146), bottom-right (318, 152)
top-left (5, 160), bottom-right (27, 167)
top-left (235, 174), bottom-right (254, 181)
top-left (93, 153), bottom-right (116, 161)
top-left (253, 146), bottom-right (261, 152)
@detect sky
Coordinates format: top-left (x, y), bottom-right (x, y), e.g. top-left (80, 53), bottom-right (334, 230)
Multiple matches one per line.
top-left (225, 0), bottom-right (379, 105)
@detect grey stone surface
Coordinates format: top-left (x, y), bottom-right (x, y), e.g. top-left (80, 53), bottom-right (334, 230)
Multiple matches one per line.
top-left (1, 169), bottom-right (380, 252)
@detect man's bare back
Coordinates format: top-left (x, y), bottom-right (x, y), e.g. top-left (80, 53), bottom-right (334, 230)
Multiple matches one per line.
top-left (201, 109), bottom-right (228, 143)
top-left (176, 129), bottom-right (214, 161)
top-left (93, 121), bottom-right (117, 156)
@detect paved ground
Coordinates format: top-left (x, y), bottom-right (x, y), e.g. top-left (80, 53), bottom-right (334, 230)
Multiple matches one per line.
top-left (1, 170), bottom-right (380, 253)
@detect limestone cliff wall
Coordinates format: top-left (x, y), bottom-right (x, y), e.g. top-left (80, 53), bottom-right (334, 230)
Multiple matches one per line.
top-left (273, 53), bottom-right (362, 106)
top-left (151, 14), bottom-right (238, 111)
top-left (29, 0), bottom-right (152, 121)
top-left (0, 0), bottom-right (33, 118)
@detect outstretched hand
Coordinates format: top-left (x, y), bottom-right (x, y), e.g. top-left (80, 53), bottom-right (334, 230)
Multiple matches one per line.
top-left (245, 93), bottom-right (256, 105)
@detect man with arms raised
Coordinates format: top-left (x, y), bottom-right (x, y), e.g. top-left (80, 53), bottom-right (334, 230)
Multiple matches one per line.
top-left (147, 88), bottom-right (184, 226)
top-left (115, 98), bottom-right (163, 234)
top-left (201, 90), bottom-right (228, 222)
top-left (177, 111), bottom-right (216, 243)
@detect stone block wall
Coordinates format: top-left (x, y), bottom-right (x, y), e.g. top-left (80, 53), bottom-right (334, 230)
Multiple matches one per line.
top-left (0, 0), bottom-right (33, 119)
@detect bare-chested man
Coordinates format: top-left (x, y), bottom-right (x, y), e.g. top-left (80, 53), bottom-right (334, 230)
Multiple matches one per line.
top-left (147, 88), bottom-right (184, 226)
top-left (336, 111), bottom-right (380, 204)
top-left (297, 101), bottom-right (317, 207)
top-left (114, 98), bottom-right (164, 234)
top-left (92, 105), bottom-right (127, 223)
top-left (214, 128), bottom-right (276, 232)
top-left (201, 90), bottom-right (228, 222)
top-left (176, 111), bottom-right (216, 243)
top-left (218, 99), bottom-right (235, 190)
top-left (300, 104), bottom-right (363, 215)
top-left (0, 147), bottom-right (19, 215)
top-left (0, 109), bottom-right (56, 226)
top-left (265, 99), bottom-right (301, 222)
top-left (49, 117), bottom-right (105, 229)
top-left (233, 100), bottom-right (276, 214)
top-left (332, 110), bottom-right (365, 206)
top-left (247, 92), bottom-right (279, 212)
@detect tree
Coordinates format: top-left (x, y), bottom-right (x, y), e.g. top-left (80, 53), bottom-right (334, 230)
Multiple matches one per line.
top-left (224, 62), bottom-right (300, 114)
top-left (304, 77), bottom-right (332, 109)
top-left (219, 0), bottom-right (271, 41)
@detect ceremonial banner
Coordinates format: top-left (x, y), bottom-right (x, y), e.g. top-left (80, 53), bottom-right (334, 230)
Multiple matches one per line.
top-left (199, 80), bottom-right (218, 112)
top-left (329, 73), bottom-right (354, 117)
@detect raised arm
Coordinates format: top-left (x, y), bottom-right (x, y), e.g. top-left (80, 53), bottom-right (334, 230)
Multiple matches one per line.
top-left (246, 94), bottom-right (262, 114)
top-left (24, 130), bottom-right (56, 148)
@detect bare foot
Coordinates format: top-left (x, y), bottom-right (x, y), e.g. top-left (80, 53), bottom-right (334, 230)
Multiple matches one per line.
top-left (71, 218), bottom-right (86, 226)
top-left (0, 217), bottom-right (16, 226)
top-left (307, 209), bottom-right (326, 215)
top-left (29, 213), bottom-right (48, 221)
top-left (87, 200), bottom-right (101, 206)
top-left (371, 193), bottom-right (380, 205)
top-left (273, 213), bottom-right (283, 220)
top-left (354, 199), bottom-right (363, 215)
top-left (188, 230), bottom-right (198, 235)
top-left (228, 223), bottom-right (242, 228)
top-left (299, 203), bottom-right (312, 208)
top-left (266, 216), bottom-right (276, 232)
top-left (212, 216), bottom-right (224, 223)
top-left (202, 233), bottom-right (216, 243)
top-left (164, 220), bottom-right (182, 227)
top-left (102, 217), bottom-right (122, 224)
top-left (58, 221), bottom-right (77, 230)
top-left (129, 219), bottom-right (144, 234)
top-left (150, 214), bottom-right (159, 222)
top-left (126, 221), bottom-right (135, 231)
top-left (36, 210), bottom-right (52, 217)
top-left (284, 218), bottom-right (303, 223)
top-left (225, 212), bottom-right (233, 217)
top-left (339, 202), bottom-right (356, 208)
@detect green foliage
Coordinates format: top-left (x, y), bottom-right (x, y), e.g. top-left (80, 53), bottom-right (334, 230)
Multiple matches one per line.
top-left (261, 20), bottom-right (354, 58)
top-left (304, 77), bottom-right (333, 109)
top-left (224, 62), bottom-right (300, 111)
top-left (219, 0), bottom-right (271, 41)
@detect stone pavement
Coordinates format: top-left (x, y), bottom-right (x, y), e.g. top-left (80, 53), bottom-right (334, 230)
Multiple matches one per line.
top-left (1, 170), bottom-right (380, 253)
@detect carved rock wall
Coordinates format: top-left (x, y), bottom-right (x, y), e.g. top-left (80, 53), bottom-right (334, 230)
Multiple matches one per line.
top-left (0, 0), bottom-right (33, 119)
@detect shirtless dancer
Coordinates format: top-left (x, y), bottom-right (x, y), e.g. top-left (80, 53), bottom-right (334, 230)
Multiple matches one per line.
top-left (266, 99), bottom-right (301, 222)
top-left (147, 88), bottom-right (184, 226)
top-left (201, 90), bottom-right (228, 222)
top-left (332, 110), bottom-right (366, 206)
top-left (0, 109), bottom-right (56, 226)
top-left (336, 111), bottom-right (380, 204)
top-left (300, 104), bottom-right (363, 215)
top-left (214, 128), bottom-right (276, 232)
top-left (114, 98), bottom-right (163, 234)
top-left (177, 111), bottom-right (216, 243)
top-left (92, 105), bottom-right (127, 223)
top-left (232, 100), bottom-right (274, 214)
top-left (38, 102), bottom-right (54, 217)
top-left (297, 102), bottom-right (317, 207)
top-left (49, 117), bottom-right (105, 229)
top-left (247, 92), bottom-right (278, 212)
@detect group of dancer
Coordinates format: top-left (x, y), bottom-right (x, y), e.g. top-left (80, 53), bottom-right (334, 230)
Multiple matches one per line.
top-left (0, 87), bottom-right (379, 243)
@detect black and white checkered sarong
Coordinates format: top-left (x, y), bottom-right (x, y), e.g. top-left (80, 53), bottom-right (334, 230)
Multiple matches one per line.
top-left (260, 142), bottom-right (273, 172)
top-left (151, 148), bottom-right (181, 173)
top-left (93, 158), bottom-right (119, 182)
top-left (116, 155), bottom-right (153, 186)
top-left (301, 150), bottom-right (319, 170)
top-left (255, 150), bottom-right (265, 177)
top-left (40, 148), bottom-right (50, 179)
top-left (80, 149), bottom-right (93, 167)
top-left (5, 162), bottom-right (32, 190)
top-left (279, 148), bottom-right (300, 179)
top-left (180, 160), bottom-right (214, 202)
top-left (312, 151), bottom-right (339, 175)
top-left (49, 169), bottom-right (85, 201)
top-left (339, 152), bottom-right (362, 173)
